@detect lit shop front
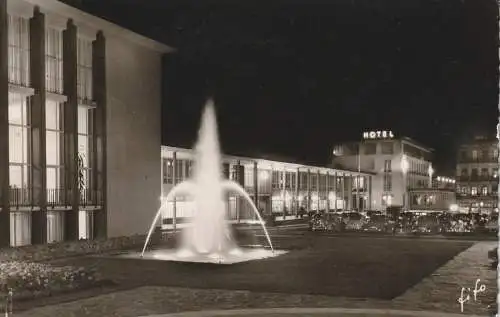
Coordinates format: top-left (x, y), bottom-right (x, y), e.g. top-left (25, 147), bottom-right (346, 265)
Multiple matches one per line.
top-left (407, 188), bottom-right (457, 214)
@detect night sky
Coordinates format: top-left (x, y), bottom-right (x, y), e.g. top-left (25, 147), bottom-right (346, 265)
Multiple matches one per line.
top-left (68, 0), bottom-right (498, 173)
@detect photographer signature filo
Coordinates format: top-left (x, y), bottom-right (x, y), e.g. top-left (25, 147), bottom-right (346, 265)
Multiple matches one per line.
top-left (457, 279), bottom-right (486, 313)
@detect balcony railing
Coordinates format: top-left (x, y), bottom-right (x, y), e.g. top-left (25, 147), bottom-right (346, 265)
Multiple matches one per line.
top-left (408, 171), bottom-right (430, 177)
top-left (456, 193), bottom-right (498, 199)
top-left (457, 175), bottom-right (498, 182)
top-left (47, 188), bottom-right (71, 207)
top-left (79, 189), bottom-right (103, 207)
top-left (9, 188), bottom-right (32, 209)
top-left (457, 157), bottom-right (498, 164)
top-left (8, 188), bottom-right (102, 209)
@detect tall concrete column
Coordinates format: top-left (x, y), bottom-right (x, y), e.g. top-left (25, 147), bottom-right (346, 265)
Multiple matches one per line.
top-left (0, 0), bottom-right (9, 247)
top-left (253, 162), bottom-right (258, 219)
top-left (333, 172), bottom-right (337, 211)
top-left (237, 162), bottom-right (245, 222)
top-left (92, 31), bottom-right (107, 239)
top-left (281, 169), bottom-right (286, 217)
top-left (347, 174), bottom-right (353, 210)
top-left (223, 162), bottom-right (230, 218)
top-left (326, 171), bottom-right (330, 212)
top-left (316, 171), bottom-right (320, 211)
top-left (294, 168), bottom-right (299, 215)
top-left (355, 174), bottom-right (360, 213)
top-left (63, 19), bottom-right (79, 241)
top-left (269, 166), bottom-right (273, 215)
top-left (368, 176), bottom-right (372, 210)
top-left (172, 152), bottom-right (177, 232)
top-left (30, 7), bottom-right (47, 244)
top-left (306, 169), bottom-right (311, 213)
top-left (341, 173), bottom-right (346, 210)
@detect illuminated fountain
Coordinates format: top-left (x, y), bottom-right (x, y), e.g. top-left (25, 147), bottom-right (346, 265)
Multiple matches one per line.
top-left (120, 100), bottom-right (285, 264)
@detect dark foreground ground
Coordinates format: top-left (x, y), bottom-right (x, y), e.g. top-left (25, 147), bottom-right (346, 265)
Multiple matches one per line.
top-left (43, 232), bottom-right (472, 301)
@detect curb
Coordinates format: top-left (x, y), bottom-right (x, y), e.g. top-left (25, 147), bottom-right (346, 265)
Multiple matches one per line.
top-left (237, 223), bottom-right (308, 230)
top-left (140, 307), bottom-right (484, 317)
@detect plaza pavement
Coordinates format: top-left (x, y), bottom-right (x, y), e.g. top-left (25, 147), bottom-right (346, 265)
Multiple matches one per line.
top-left (13, 241), bottom-right (497, 317)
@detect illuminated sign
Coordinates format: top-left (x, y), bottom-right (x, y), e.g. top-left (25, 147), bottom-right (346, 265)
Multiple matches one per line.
top-left (362, 130), bottom-right (394, 140)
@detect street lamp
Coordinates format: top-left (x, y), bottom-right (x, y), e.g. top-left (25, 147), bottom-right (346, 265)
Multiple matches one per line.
top-left (449, 203), bottom-right (458, 213)
top-left (428, 164), bottom-right (434, 189)
top-left (401, 155), bottom-right (409, 211)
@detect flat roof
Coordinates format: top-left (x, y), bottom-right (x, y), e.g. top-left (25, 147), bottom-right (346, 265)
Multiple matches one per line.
top-left (20, 0), bottom-right (175, 53)
top-left (401, 137), bottom-right (434, 153)
top-left (335, 136), bottom-right (434, 153)
top-left (161, 146), bottom-right (374, 176)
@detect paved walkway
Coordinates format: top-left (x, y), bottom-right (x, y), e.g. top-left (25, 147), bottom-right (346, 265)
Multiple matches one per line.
top-left (14, 242), bottom-right (497, 317)
top-left (392, 241), bottom-right (497, 315)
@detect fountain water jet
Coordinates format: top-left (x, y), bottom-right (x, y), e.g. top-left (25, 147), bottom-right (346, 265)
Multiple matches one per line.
top-left (137, 100), bottom-right (283, 264)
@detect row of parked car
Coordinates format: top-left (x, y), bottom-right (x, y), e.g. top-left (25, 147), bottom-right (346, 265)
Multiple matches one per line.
top-left (308, 210), bottom-right (499, 234)
top-left (309, 211), bottom-right (383, 232)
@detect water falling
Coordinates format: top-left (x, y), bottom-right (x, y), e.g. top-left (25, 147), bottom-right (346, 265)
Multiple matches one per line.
top-left (141, 100), bottom-right (275, 261)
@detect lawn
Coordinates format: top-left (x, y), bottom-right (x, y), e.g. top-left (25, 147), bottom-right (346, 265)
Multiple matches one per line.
top-left (49, 233), bottom-right (473, 300)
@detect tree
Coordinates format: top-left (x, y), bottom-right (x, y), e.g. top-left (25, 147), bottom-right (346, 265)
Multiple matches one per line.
top-left (77, 152), bottom-right (86, 199)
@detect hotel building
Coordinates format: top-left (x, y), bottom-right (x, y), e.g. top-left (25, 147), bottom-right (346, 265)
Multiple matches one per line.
top-left (332, 130), bottom-right (434, 211)
top-left (0, 0), bottom-right (171, 247)
top-left (160, 146), bottom-right (375, 229)
top-left (456, 135), bottom-right (498, 214)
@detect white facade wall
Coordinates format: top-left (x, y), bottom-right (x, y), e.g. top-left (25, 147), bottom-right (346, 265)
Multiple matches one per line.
top-left (105, 37), bottom-right (164, 238)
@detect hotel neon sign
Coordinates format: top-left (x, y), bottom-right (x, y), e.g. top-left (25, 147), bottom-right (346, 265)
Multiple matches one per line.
top-left (362, 130), bottom-right (394, 140)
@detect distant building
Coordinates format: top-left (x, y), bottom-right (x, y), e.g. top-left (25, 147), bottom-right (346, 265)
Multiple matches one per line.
top-left (456, 135), bottom-right (498, 214)
top-left (160, 146), bottom-right (375, 229)
top-left (332, 130), bottom-right (434, 211)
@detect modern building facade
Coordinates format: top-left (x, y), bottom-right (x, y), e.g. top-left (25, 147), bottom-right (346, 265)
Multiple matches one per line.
top-left (456, 135), bottom-right (498, 214)
top-left (332, 130), bottom-right (434, 211)
top-left (407, 176), bottom-right (457, 213)
top-left (0, 0), bottom-right (171, 247)
top-left (407, 188), bottom-right (456, 213)
top-left (160, 146), bottom-right (374, 229)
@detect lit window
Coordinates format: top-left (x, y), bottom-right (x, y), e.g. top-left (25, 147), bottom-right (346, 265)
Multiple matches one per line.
top-left (45, 28), bottom-right (63, 93)
top-left (471, 150), bottom-right (477, 160)
top-left (8, 15), bottom-right (30, 86)
top-left (481, 186), bottom-right (488, 196)
top-left (382, 194), bottom-right (393, 206)
top-left (163, 159), bottom-right (173, 184)
top-left (8, 92), bottom-right (29, 189)
top-left (77, 37), bottom-right (93, 102)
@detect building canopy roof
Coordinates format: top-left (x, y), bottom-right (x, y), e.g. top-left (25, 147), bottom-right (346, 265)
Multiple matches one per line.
top-left (21, 0), bottom-right (175, 53)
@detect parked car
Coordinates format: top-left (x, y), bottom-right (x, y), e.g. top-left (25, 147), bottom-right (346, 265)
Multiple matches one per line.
top-left (362, 215), bottom-right (387, 232)
top-left (485, 219), bottom-right (498, 232)
top-left (309, 212), bottom-right (325, 231)
top-left (342, 212), bottom-right (365, 231)
top-left (309, 211), bottom-right (344, 232)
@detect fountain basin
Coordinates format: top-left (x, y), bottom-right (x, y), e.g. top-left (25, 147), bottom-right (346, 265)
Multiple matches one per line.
top-left (117, 248), bottom-right (287, 265)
